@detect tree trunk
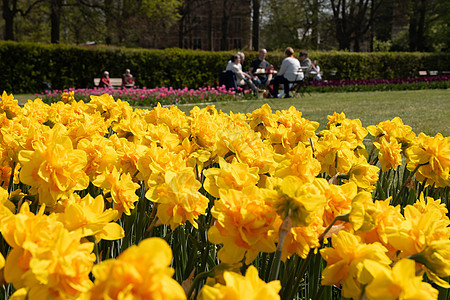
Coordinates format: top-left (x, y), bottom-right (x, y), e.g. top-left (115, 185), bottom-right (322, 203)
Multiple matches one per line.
top-left (311, 0), bottom-right (319, 49)
top-left (208, 0), bottom-right (213, 50)
top-left (50, 0), bottom-right (62, 43)
top-left (409, 0), bottom-right (418, 51)
top-left (3, 0), bottom-right (15, 40)
top-left (104, 0), bottom-right (113, 45)
top-left (416, 0), bottom-right (426, 51)
top-left (221, 0), bottom-right (230, 50)
top-left (251, 0), bottom-right (260, 51)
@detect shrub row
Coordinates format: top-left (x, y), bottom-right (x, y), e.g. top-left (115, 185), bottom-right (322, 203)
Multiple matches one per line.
top-left (2, 41), bottom-right (450, 93)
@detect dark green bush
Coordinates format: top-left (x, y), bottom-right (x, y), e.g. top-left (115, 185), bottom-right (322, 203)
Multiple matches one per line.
top-left (1, 41), bottom-right (449, 93)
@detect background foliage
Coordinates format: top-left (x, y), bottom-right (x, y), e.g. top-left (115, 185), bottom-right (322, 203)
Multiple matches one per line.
top-left (1, 41), bottom-right (450, 93)
top-left (1, 0), bottom-right (449, 52)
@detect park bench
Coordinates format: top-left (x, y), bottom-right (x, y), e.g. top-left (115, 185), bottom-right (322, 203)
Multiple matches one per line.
top-left (93, 77), bottom-right (122, 88)
top-left (419, 70), bottom-right (441, 76)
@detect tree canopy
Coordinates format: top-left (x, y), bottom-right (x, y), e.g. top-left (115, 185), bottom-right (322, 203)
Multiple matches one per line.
top-left (1, 0), bottom-right (448, 52)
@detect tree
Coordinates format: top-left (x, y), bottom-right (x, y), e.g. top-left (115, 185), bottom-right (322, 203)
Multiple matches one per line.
top-left (2, 0), bottom-right (43, 40)
top-left (50, 0), bottom-right (62, 43)
top-left (327, 0), bottom-right (384, 51)
top-left (261, 0), bottom-right (309, 50)
top-left (430, 0), bottom-right (450, 51)
top-left (140, 0), bottom-right (182, 47)
top-left (251, 0), bottom-right (260, 50)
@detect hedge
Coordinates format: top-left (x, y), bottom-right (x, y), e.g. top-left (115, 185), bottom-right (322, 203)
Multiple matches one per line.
top-left (1, 41), bottom-right (449, 93)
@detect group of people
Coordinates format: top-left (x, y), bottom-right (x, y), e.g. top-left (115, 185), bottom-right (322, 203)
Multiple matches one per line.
top-left (99, 69), bottom-right (135, 88)
top-left (225, 48), bottom-right (321, 98)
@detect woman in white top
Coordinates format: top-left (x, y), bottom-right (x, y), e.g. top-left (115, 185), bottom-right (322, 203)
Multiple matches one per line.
top-left (226, 54), bottom-right (259, 92)
top-left (270, 47), bottom-right (303, 98)
top-left (310, 59), bottom-right (322, 82)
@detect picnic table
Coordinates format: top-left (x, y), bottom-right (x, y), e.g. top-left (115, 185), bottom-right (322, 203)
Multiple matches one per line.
top-left (254, 68), bottom-right (277, 76)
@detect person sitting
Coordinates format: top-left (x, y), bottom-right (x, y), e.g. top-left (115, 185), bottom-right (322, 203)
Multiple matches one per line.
top-left (299, 51), bottom-right (312, 76)
top-left (226, 54), bottom-right (259, 93)
top-left (310, 59), bottom-right (322, 82)
top-left (249, 48), bottom-right (273, 87)
top-left (99, 71), bottom-right (112, 88)
top-left (122, 68), bottom-right (135, 88)
top-left (269, 47), bottom-right (303, 98)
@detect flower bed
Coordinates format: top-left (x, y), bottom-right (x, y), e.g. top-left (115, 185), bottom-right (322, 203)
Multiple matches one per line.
top-left (35, 85), bottom-right (257, 107)
top-left (308, 75), bottom-right (450, 92)
top-left (0, 91), bottom-right (449, 299)
top-left (34, 75), bottom-right (449, 107)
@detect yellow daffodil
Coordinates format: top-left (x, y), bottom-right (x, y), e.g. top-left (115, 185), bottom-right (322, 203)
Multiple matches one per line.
top-left (281, 211), bottom-right (324, 260)
top-left (66, 112), bottom-right (110, 146)
top-left (149, 169), bottom-right (209, 230)
top-left (367, 117), bottom-right (416, 148)
top-left (109, 134), bottom-right (147, 176)
top-left (385, 204), bottom-right (450, 259)
top-left (345, 155), bottom-right (379, 191)
top-left (90, 238), bottom-right (186, 300)
top-left (145, 103), bottom-right (190, 140)
top-left (86, 94), bottom-right (133, 125)
top-left (322, 182), bottom-right (357, 227)
top-left (274, 142), bottom-right (321, 184)
top-left (54, 193), bottom-right (124, 242)
top-left (265, 176), bottom-right (327, 227)
top-left (112, 111), bottom-right (148, 143)
top-left (60, 91), bottom-right (75, 104)
top-left (263, 106), bottom-right (319, 153)
top-left (365, 258), bottom-right (438, 300)
top-left (320, 230), bottom-right (391, 300)
top-left (0, 91), bottom-right (22, 120)
top-left (198, 265), bottom-right (281, 300)
top-left (217, 124), bottom-right (276, 175)
top-left (189, 105), bottom-right (222, 151)
top-left (0, 117), bottom-right (27, 166)
top-left (246, 103), bottom-right (274, 140)
top-left (413, 195), bottom-right (449, 221)
top-left (357, 198), bottom-right (404, 259)
top-left (348, 191), bottom-right (379, 232)
top-left (0, 186), bottom-right (15, 214)
top-left (93, 166), bottom-right (140, 217)
top-left (0, 202), bottom-right (95, 298)
top-left (315, 137), bottom-right (356, 176)
top-left (21, 97), bottom-right (50, 124)
top-left (203, 157), bottom-right (259, 198)
top-left (405, 132), bottom-right (450, 187)
top-left (326, 112), bottom-right (346, 129)
top-left (320, 117), bottom-right (367, 151)
top-left (77, 135), bottom-right (118, 180)
top-left (142, 123), bottom-right (181, 152)
top-left (374, 136), bottom-right (403, 172)
top-left (208, 188), bottom-right (279, 264)
top-left (410, 239), bottom-right (450, 288)
top-left (18, 130), bottom-right (89, 207)
top-left (137, 142), bottom-right (189, 185)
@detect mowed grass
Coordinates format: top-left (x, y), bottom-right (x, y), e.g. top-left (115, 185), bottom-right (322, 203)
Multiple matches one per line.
top-left (14, 89), bottom-right (450, 136)
top-left (176, 89), bottom-right (450, 136)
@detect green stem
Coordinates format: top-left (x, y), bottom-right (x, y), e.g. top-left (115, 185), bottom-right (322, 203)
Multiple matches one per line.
top-left (319, 214), bottom-right (349, 242)
top-left (268, 210), bottom-right (292, 281)
top-left (313, 284), bottom-right (326, 300)
top-left (286, 250), bottom-right (314, 300)
top-left (7, 162), bottom-right (16, 196)
top-left (186, 270), bottom-right (213, 300)
top-left (391, 162), bottom-right (427, 206)
top-left (268, 249), bottom-right (283, 282)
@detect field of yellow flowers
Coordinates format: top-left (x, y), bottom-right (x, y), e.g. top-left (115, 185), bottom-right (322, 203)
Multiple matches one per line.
top-left (0, 90), bottom-right (449, 299)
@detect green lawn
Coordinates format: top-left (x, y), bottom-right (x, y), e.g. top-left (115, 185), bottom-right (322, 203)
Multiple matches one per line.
top-left (14, 89), bottom-right (450, 136)
top-left (175, 90), bottom-right (450, 136)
